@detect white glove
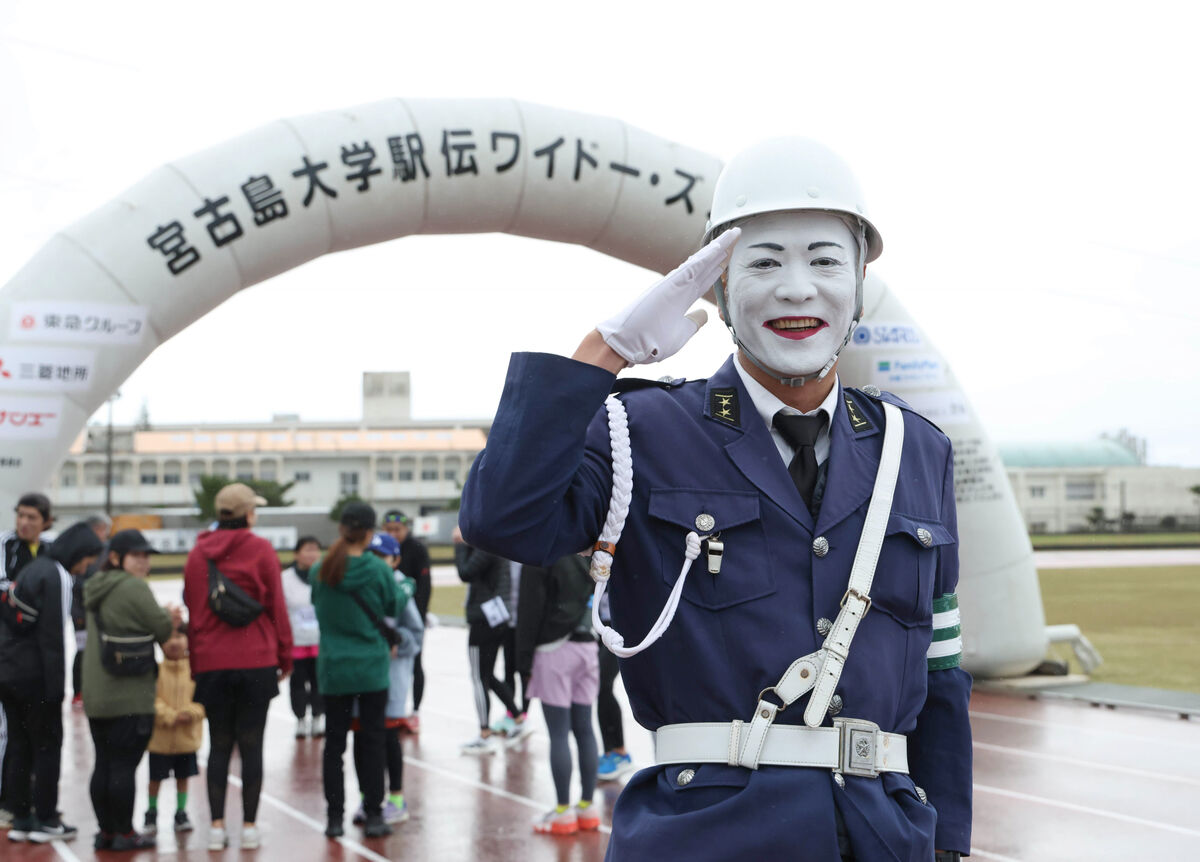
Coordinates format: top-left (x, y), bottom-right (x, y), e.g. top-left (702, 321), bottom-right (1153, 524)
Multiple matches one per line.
top-left (596, 228), bottom-right (740, 365)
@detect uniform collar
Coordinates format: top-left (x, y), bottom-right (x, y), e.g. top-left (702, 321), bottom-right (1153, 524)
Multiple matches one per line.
top-left (732, 355), bottom-right (841, 467)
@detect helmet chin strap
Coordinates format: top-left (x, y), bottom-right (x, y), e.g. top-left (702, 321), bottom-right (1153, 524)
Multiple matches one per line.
top-left (715, 222), bottom-right (867, 388)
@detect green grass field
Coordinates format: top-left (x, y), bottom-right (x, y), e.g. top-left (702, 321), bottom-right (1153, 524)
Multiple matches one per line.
top-left (1039, 565), bottom-right (1199, 691)
top-left (1031, 532), bottom-right (1200, 548)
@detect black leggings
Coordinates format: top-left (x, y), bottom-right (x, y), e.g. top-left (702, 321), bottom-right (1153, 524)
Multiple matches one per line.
top-left (412, 577), bottom-right (430, 711)
top-left (205, 696), bottom-right (270, 823)
top-left (89, 715), bottom-right (152, 835)
top-left (289, 657), bottom-right (324, 719)
top-left (382, 726), bottom-right (403, 793)
top-left (597, 645), bottom-right (624, 751)
top-left (467, 624), bottom-right (521, 729)
top-left (1, 695), bottom-right (63, 821)
top-left (326, 689), bottom-right (388, 820)
top-left (543, 703), bottom-right (598, 807)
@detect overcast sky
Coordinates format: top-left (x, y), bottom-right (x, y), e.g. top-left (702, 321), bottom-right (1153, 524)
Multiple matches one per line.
top-left (2, 0), bottom-right (1197, 466)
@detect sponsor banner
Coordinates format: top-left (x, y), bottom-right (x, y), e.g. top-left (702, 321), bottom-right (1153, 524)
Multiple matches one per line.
top-left (871, 354), bottom-right (946, 387)
top-left (0, 457), bottom-right (21, 468)
top-left (903, 390), bottom-right (972, 427)
top-left (0, 395), bottom-right (64, 439)
top-left (851, 321), bottom-right (924, 348)
top-left (9, 302), bottom-right (148, 344)
top-left (0, 346), bottom-right (97, 391)
top-left (139, 527), bottom-right (299, 553)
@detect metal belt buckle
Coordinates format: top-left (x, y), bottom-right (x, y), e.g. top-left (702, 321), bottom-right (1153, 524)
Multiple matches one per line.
top-left (833, 717), bottom-right (880, 778)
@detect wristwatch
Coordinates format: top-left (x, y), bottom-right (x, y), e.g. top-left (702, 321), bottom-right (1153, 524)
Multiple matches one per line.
top-left (935, 852), bottom-right (961, 862)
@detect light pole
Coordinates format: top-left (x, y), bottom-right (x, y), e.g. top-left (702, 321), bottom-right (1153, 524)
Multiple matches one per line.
top-left (104, 390), bottom-right (121, 516)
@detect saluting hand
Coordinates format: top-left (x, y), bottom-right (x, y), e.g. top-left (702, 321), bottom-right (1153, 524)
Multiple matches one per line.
top-left (588, 228), bottom-right (741, 369)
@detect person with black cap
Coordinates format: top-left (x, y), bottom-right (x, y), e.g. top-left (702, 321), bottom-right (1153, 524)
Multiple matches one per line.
top-left (381, 509), bottom-right (431, 730)
top-left (82, 529), bottom-right (181, 851)
top-left (182, 482), bottom-right (293, 852)
top-left (0, 520), bottom-right (102, 844)
top-left (310, 501), bottom-right (405, 840)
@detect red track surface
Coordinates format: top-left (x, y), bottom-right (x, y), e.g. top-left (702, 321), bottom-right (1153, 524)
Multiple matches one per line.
top-left (7, 624), bottom-right (1199, 861)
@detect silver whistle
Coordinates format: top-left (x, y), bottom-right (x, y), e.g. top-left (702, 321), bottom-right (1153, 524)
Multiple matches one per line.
top-left (706, 537), bottom-right (724, 575)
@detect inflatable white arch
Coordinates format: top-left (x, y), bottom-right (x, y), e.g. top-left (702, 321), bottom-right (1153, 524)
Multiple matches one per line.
top-left (0, 98), bottom-right (1043, 677)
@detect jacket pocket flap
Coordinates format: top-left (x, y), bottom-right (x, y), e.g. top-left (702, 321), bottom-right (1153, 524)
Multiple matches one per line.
top-left (649, 489), bottom-right (760, 532)
top-left (667, 763), bottom-right (752, 792)
top-left (885, 513), bottom-right (953, 548)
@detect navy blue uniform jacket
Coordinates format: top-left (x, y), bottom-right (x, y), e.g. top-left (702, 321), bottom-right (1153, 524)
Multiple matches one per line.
top-left (461, 352), bottom-right (972, 860)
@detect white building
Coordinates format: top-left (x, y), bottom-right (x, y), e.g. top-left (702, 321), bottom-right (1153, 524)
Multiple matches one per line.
top-left (49, 372), bottom-right (489, 524)
top-left (999, 437), bottom-right (1200, 534)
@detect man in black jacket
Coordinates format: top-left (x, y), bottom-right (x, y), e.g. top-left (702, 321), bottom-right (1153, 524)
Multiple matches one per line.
top-left (452, 526), bottom-right (525, 755)
top-left (0, 521), bottom-right (102, 843)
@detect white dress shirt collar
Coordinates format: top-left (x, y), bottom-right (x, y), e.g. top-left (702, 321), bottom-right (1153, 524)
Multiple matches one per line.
top-left (733, 355), bottom-right (842, 467)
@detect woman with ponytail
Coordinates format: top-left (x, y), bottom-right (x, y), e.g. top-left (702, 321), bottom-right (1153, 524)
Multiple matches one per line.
top-left (310, 502), bottom-right (404, 841)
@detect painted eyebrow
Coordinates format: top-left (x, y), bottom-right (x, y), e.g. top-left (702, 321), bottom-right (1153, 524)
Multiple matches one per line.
top-left (808, 241), bottom-right (844, 250)
top-left (747, 242), bottom-right (784, 251)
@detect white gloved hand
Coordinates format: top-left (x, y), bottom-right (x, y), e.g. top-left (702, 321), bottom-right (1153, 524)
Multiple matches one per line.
top-left (596, 228), bottom-right (740, 365)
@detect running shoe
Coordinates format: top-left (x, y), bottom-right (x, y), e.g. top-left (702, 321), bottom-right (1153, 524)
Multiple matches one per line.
top-left (0, 807), bottom-right (14, 829)
top-left (295, 716), bottom-right (310, 738)
top-left (142, 810), bottom-right (157, 836)
top-left (31, 818), bottom-right (79, 843)
top-left (7, 817), bottom-right (34, 842)
top-left (503, 717), bottom-right (535, 747)
top-left (311, 714), bottom-right (326, 737)
top-left (575, 803), bottom-right (601, 831)
top-left (352, 801), bottom-right (367, 824)
top-left (363, 814), bottom-right (392, 838)
top-left (532, 807), bottom-right (578, 835)
top-left (207, 825), bottom-right (228, 850)
top-left (460, 735), bottom-right (500, 755)
top-left (110, 831), bottom-right (156, 850)
top-left (241, 825), bottom-right (261, 849)
top-left (174, 810), bottom-right (194, 832)
top-left (490, 714), bottom-right (516, 735)
top-left (383, 799), bottom-right (409, 824)
top-left (597, 751), bottom-right (635, 780)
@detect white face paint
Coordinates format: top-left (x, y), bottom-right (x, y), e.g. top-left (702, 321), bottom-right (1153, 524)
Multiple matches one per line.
top-left (723, 211), bottom-right (858, 379)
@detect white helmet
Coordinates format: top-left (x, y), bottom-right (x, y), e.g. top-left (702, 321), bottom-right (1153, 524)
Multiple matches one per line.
top-left (705, 137), bottom-right (882, 387)
top-left (702, 137), bottom-right (882, 261)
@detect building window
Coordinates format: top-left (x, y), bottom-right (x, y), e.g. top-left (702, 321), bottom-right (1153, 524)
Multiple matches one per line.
top-left (1029, 521), bottom-right (1048, 533)
top-left (294, 471), bottom-right (311, 482)
top-left (396, 468), bottom-right (414, 481)
top-left (1029, 486), bottom-right (1046, 499)
top-left (377, 469), bottom-right (394, 482)
top-left (444, 466), bottom-right (458, 482)
top-left (60, 467), bottom-right (77, 487)
top-left (340, 471), bottom-right (360, 496)
top-left (420, 467), bottom-right (439, 481)
top-left (163, 474), bottom-right (181, 485)
top-left (1065, 481), bottom-right (1096, 501)
top-left (260, 462), bottom-right (277, 481)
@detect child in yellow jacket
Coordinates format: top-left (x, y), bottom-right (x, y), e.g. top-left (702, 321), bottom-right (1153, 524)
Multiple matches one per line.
top-left (143, 629), bottom-right (205, 835)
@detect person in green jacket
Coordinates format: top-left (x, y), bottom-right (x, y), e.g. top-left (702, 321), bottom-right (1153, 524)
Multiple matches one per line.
top-left (310, 502), bottom-right (402, 841)
top-left (82, 529), bottom-right (181, 851)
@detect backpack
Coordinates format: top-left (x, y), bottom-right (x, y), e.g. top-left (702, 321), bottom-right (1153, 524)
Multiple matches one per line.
top-left (541, 555), bottom-right (595, 644)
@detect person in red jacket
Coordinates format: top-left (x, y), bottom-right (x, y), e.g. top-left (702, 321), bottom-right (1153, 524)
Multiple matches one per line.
top-left (183, 483), bottom-right (292, 852)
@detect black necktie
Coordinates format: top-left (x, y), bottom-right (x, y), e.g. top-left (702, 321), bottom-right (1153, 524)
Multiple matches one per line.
top-left (773, 411), bottom-right (825, 510)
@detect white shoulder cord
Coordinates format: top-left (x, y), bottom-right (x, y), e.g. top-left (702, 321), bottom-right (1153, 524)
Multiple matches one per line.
top-left (589, 394), bottom-right (704, 658)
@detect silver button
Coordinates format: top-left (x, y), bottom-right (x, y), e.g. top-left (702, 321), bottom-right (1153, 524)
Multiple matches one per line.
top-left (861, 384), bottom-right (881, 397)
top-left (676, 768), bottom-right (696, 786)
top-left (695, 513), bottom-right (715, 532)
top-left (828, 694), bottom-right (843, 715)
top-left (917, 528), bottom-right (933, 547)
top-left (817, 617), bottom-right (833, 637)
top-left (812, 536), bottom-right (829, 557)
top-left (914, 785), bottom-right (928, 804)
top-left (833, 773), bottom-right (845, 788)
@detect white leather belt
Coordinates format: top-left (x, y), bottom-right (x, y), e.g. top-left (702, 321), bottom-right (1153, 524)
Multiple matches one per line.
top-left (655, 717), bottom-right (908, 778)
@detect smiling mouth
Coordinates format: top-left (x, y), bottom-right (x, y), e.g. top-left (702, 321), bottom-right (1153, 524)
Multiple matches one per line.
top-left (764, 317), bottom-right (827, 340)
